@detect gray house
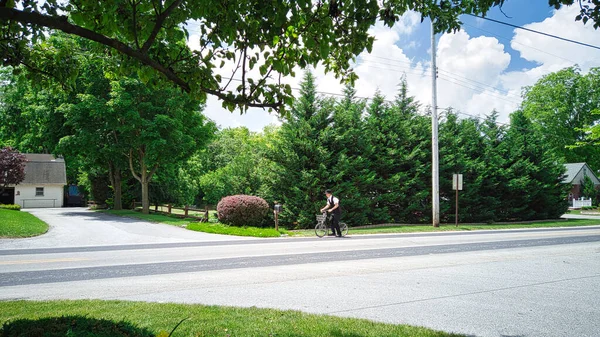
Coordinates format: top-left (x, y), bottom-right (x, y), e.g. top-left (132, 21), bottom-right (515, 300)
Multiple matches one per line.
top-left (6, 154), bottom-right (67, 208)
top-left (563, 162), bottom-right (600, 202)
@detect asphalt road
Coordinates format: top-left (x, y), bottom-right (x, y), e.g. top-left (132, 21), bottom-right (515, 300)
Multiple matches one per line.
top-left (1, 209), bottom-right (600, 337)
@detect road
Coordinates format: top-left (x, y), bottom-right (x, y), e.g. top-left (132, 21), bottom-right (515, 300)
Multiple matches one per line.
top-left (1, 209), bottom-right (600, 337)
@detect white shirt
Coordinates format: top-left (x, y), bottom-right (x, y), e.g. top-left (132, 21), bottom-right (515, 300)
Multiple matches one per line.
top-left (328, 196), bottom-right (339, 205)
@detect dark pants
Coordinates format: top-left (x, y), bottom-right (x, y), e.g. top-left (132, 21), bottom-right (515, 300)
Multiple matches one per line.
top-left (330, 212), bottom-right (342, 236)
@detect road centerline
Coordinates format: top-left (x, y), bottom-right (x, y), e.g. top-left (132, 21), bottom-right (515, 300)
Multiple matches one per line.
top-left (1, 234), bottom-right (599, 287)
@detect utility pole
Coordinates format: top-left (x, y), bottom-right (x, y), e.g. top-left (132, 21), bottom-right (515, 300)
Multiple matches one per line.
top-left (431, 19), bottom-right (440, 227)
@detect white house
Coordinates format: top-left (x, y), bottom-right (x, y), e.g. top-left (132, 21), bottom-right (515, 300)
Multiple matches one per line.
top-left (4, 154), bottom-right (67, 208)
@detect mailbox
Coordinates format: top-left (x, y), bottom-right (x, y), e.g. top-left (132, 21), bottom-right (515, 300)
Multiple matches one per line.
top-left (274, 204), bottom-right (283, 213)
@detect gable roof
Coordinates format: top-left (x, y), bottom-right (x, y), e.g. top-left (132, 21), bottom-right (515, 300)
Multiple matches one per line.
top-left (21, 154), bottom-right (67, 185)
top-left (563, 162), bottom-right (600, 185)
top-left (563, 163), bottom-right (586, 183)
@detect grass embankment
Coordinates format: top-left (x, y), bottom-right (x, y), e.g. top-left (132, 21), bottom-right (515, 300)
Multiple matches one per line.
top-left (103, 210), bottom-right (283, 237)
top-left (0, 300), bottom-right (463, 337)
top-left (103, 210), bottom-right (600, 237)
top-left (0, 209), bottom-right (49, 238)
top-left (288, 219), bottom-right (600, 236)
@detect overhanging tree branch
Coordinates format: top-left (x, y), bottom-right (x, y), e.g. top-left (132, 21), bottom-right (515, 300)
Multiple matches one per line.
top-left (0, 7), bottom-right (192, 91)
top-left (1, 7), bottom-right (283, 110)
top-left (141, 0), bottom-right (183, 53)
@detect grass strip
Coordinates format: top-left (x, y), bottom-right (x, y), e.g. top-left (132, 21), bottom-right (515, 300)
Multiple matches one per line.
top-left (102, 210), bottom-right (284, 237)
top-left (0, 209), bottom-right (49, 238)
top-left (187, 222), bottom-right (283, 237)
top-left (0, 300), bottom-right (464, 337)
top-left (289, 219), bottom-right (600, 236)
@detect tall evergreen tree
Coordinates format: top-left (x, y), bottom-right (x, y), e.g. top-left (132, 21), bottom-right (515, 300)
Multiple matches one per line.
top-left (270, 71), bottom-right (332, 227)
top-left (501, 110), bottom-right (569, 220)
top-left (439, 111), bottom-right (489, 223)
top-left (329, 83), bottom-right (370, 225)
top-left (363, 79), bottom-right (430, 223)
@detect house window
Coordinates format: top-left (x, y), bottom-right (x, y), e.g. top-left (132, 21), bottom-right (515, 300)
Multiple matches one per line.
top-left (35, 187), bottom-right (44, 197)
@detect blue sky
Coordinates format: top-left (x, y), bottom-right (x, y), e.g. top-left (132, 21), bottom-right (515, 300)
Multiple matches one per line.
top-left (196, 2), bottom-right (600, 131)
top-left (402, 1), bottom-right (555, 71)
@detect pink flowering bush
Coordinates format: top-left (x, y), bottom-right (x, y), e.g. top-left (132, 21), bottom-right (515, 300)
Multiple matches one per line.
top-left (217, 195), bottom-right (269, 227)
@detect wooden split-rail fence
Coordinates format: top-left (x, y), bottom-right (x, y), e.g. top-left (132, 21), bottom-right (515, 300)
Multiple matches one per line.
top-left (132, 201), bottom-right (216, 222)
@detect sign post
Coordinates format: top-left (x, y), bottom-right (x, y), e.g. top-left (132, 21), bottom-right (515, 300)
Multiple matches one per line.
top-left (452, 174), bottom-right (463, 227)
top-left (274, 203), bottom-right (283, 231)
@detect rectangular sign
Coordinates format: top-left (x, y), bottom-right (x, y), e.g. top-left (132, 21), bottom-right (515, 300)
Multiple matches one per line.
top-left (453, 174), bottom-right (463, 191)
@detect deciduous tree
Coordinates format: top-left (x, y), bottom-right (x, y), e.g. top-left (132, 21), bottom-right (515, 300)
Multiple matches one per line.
top-left (109, 78), bottom-right (215, 214)
top-left (0, 146), bottom-right (26, 195)
top-left (2, 0), bottom-right (579, 113)
top-left (521, 66), bottom-right (600, 170)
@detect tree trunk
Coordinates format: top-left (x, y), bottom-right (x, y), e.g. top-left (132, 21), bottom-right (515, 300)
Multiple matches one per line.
top-left (141, 178), bottom-right (150, 214)
top-left (129, 149), bottom-right (157, 215)
top-left (108, 161), bottom-right (123, 210)
top-left (113, 169), bottom-right (123, 210)
top-left (141, 167), bottom-right (150, 214)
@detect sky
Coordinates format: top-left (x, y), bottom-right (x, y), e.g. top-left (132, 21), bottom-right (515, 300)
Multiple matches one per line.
top-left (189, 1), bottom-right (600, 132)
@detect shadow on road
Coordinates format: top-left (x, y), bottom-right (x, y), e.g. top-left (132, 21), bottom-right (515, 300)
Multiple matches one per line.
top-left (0, 316), bottom-right (155, 337)
top-left (45, 209), bottom-right (161, 225)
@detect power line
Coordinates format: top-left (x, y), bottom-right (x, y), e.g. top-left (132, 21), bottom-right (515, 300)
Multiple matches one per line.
top-left (436, 76), bottom-right (522, 105)
top-left (453, 110), bottom-right (589, 144)
top-left (184, 24), bottom-right (523, 103)
top-left (217, 74), bottom-right (584, 145)
top-left (436, 69), bottom-right (521, 100)
top-left (214, 73), bottom-right (395, 103)
top-left (468, 14), bottom-right (600, 51)
top-left (353, 60), bottom-right (523, 106)
top-left (358, 55), bottom-right (522, 100)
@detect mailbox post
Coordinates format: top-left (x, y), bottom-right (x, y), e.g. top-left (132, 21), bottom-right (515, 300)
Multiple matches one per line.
top-left (453, 174), bottom-right (463, 227)
top-left (274, 203), bottom-right (283, 231)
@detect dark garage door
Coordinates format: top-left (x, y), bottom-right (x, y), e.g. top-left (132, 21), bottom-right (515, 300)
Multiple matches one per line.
top-left (0, 187), bottom-right (15, 204)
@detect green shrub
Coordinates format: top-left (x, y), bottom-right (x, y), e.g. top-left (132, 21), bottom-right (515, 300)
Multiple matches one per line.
top-left (0, 204), bottom-right (21, 211)
top-left (217, 195), bottom-right (269, 227)
top-left (581, 206), bottom-right (595, 210)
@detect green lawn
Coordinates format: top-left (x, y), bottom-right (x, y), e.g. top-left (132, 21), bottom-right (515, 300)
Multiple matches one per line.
top-left (288, 219), bottom-right (600, 236)
top-left (0, 209), bottom-right (49, 238)
top-left (187, 222), bottom-right (284, 237)
top-left (0, 300), bottom-right (463, 337)
top-left (103, 210), bottom-right (284, 237)
top-left (567, 210), bottom-right (600, 215)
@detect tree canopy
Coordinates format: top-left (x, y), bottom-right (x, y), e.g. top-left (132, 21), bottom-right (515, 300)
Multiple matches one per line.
top-left (521, 66), bottom-right (600, 170)
top-left (1, 0), bottom-right (595, 114)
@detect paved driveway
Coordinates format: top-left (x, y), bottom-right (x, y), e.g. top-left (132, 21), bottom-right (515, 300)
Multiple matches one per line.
top-left (0, 208), bottom-right (251, 249)
top-left (561, 213), bottom-right (600, 220)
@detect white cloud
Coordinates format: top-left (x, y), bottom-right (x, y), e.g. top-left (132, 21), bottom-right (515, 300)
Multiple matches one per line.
top-left (188, 6), bottom-right (600, 131)
top-left (495, 5), bottom-right (600, 108)
top-left (512, 6), bottom-right (599, 70)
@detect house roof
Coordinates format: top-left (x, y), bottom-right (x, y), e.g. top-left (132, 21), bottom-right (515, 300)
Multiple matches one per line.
top-left (563, 162), bottom-right (600, 185)
top-left (563, 163), bottom-right (586, 183)
top-left (21, 154), bottom-right (67, 185)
